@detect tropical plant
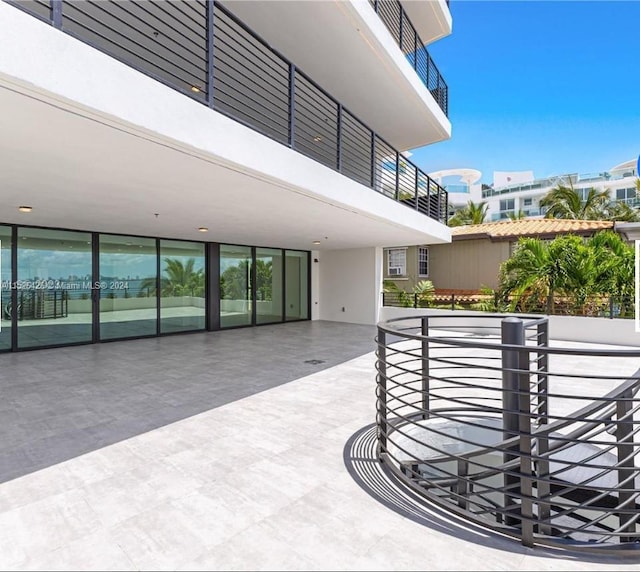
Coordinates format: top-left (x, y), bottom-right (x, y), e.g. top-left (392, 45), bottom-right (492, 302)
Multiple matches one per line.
top-left (606, 200), bottom-right (640, 222)
top-left (255, 259), bottom-right (273, 301)
top-left (383, 279), bottom-right (435, 308)
top-left (539, 184), bottom-right (609, 220)
top-left (507, 210), bottom-right (526, 221)
top-left (499, 236), bottom-right (583, 313)
top-left (448, 200), bottom-right (489, 227)
top-left (499, 231), bottom-right (635, 316)
top-left (140, 257), bottom-right (205, 297)
top-left (471, 286), bottom-right (510, 312)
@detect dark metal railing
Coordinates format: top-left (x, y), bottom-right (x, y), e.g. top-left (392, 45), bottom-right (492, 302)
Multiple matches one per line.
top-left (369, 0), bottom-right (449, 116)
top-left (381, 291), bottom-right (636, 319)
top-left (13, 290), bottom-right (69, 320)
top-left (5, 0), bottom-right (448, 224)
top-left (376, 314), bottom-right (640, 552)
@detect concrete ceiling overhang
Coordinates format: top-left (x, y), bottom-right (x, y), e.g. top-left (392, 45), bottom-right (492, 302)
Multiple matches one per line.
top-left (400, 0), bottom-right (453, 45)
top-left (0, 83), bottom-right (449, 250)
top-left (219, 0), bottom-right (451, 150)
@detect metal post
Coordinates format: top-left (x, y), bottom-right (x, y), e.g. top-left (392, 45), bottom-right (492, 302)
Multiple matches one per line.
top-left (501, 317), bottom-right (525, 528)
top-left (51, 0), bottom-right (62, 29)
top-left (206, 0), bottom-right (215, 108)
top-left (421, 316), bottom-right (429, 420)
top-left (414, 169), bottom-right (419, 211)
top-left (616, 389), bottom-right (636, 542)
top-left (377, 328), bottom-right (388, 454)
top-left (517, 345), bottom-right (534, 547)
top-left (609, 296), bottom-right (615, 319)
top-left (288, 64), bottom-right (296, 148)
top-left (450, 293), bottom-right (455, 311)
top-left (394, 151), bottom-right (400, 201)
top-left (370, 133), bottom-right (376, 190)
top-left (336, 104), bottom-right (342, 172)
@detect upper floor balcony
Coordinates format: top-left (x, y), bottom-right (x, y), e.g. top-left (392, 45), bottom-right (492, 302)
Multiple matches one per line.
top-left (369, 0), bottom-right (449, 116)
top-left (0, 0), bottom-right (450, 234)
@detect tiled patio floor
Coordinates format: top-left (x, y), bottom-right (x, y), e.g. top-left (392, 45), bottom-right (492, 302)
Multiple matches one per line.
top-left (0, 321), bottom-right (638, 570)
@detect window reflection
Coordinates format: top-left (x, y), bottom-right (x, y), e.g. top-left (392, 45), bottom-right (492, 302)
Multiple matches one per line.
top-left (17, 228), bottom-right (92, 348)
top-left (220, 245), bottom-right (252, 328)
top-left (99, 235), bottom-right (157, 339)
top-left (160, 240), bottom-right (206, 333)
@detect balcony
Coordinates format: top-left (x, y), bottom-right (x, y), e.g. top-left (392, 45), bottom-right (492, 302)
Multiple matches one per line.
top-left (369, 0), bottom-right (449, 117)
top-left (3, 0), bottom-right (448, 225)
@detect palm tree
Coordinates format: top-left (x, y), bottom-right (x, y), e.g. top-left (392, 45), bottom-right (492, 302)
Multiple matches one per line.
top-left (539, 184), bottom-right (610, 220)
top-left (139, 258), bottom-right (205, 297)
top-left (500, 236), bottom-right (582, 313)
top-left (448, 200), bottom-right (488, 227)
top-left (508, 210), bottom-right (526, 221)
top-left (605, 200), bottom-right (640, 222)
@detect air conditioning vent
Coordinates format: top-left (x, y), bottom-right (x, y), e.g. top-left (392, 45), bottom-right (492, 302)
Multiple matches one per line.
top-left (389, 267), bottom-right (403, 276)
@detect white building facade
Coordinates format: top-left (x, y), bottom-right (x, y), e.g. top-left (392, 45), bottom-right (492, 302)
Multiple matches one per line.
top-left (0, 0), bottom-right (453, 350)
top-left (482, 159), bottom-right (639, 221)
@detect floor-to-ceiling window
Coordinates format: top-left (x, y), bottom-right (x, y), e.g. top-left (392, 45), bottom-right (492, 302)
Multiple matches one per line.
top-left (0, 224), bottom-right (311, 351)
top-left (220, 244), bottom-right (252, 328)
top-left (99, 234), bottom-right (157, 340)
top-left (256, 247), bottom-right (283, 324)
top-left (159, 240), bottom-right (206, 333)
top-left (17, 228), bottom-right (93, 348)
top-left (285, 250), bottom-right (309, 321)
top-left (0, 226), bottom-right (12, 351)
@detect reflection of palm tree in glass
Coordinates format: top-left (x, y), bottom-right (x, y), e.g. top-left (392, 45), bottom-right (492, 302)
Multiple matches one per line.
top-left (140, 258), bottom-right (205, 297)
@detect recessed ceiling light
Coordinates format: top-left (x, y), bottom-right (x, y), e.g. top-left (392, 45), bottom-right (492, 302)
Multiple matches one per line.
top-left (312, 240), bottom-right (321, 245)
top-left (198, 227), bottom-right (209, 233)
top-left (191, 86), bottom-right (201, 93)
top-left (18, 206), bottom-right (32, 213)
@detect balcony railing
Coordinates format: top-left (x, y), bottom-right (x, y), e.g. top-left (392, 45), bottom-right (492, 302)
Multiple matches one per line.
top-left (5, 0), bottom-right (448, 224)
top-left (376, 314), bottom-right (640, 552)
top-left (369, 0), bottom-right (449, 116)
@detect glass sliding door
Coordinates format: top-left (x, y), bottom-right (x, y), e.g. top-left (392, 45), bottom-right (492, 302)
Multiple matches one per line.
top-left (256, 248), bottom-right (283, 324)
top-left (99, 234), bottom-right (157, 339)
top-left (0, 226), bottom-right (12, 351)
top-left (17, 228), bottom-right (93, 348)
top-left (159, 240), bottom-right (206, 333)
top-left (285, 250), bottom-right (309, 321)
top-left (220, 244), bottom-right (252, 328)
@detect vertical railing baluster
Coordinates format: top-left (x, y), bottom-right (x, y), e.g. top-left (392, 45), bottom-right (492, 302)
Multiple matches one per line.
top-left (616, 389), bottom-right (636, 542)
top-left (395, 151), bottom-right (400, 200)
top-left (421, 316), bottom-right (429, 419)
top-left (207, 0), bottom-right (215, 109)
top-left (51, 0), bottom-right (62, 28)
top-left (370, 133), bottom-right (376, 190)
top-left (336, 104), bottom-right (342, 172)
top-left (288, 64), bottom-right (296, 148)
top-left (414, 168), bottom-right (419, 211)
top-left (377, 328), bottom-right (388, 454)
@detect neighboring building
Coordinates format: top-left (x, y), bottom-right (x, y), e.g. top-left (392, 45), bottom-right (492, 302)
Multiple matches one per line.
top-left (429, 158), bottom-right (639, 222)
top-left (384, 219), bottom-right (614, 292)
top-left (482, 159), bottom-right (639, 221)
top-left (0, 0), bottom-right (452, 351)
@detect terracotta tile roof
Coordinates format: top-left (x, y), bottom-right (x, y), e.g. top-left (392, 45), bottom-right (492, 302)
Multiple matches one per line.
top-left (451, 219), bottom-right (613, 240)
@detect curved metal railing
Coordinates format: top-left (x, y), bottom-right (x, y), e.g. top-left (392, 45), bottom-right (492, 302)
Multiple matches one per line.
top-left (376, 314), bottom-right (640, 553)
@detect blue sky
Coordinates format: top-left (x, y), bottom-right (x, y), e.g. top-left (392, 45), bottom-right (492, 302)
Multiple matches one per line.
top-left (410, 1), bottom-right (640, 184)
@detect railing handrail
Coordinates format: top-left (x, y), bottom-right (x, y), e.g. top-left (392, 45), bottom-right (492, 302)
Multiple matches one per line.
top-left (378, 314), bottom-right (640, 357)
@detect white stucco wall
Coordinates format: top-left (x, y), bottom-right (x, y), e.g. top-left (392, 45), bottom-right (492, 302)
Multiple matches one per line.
top-left (318, 247), bottom-right (383, 325)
